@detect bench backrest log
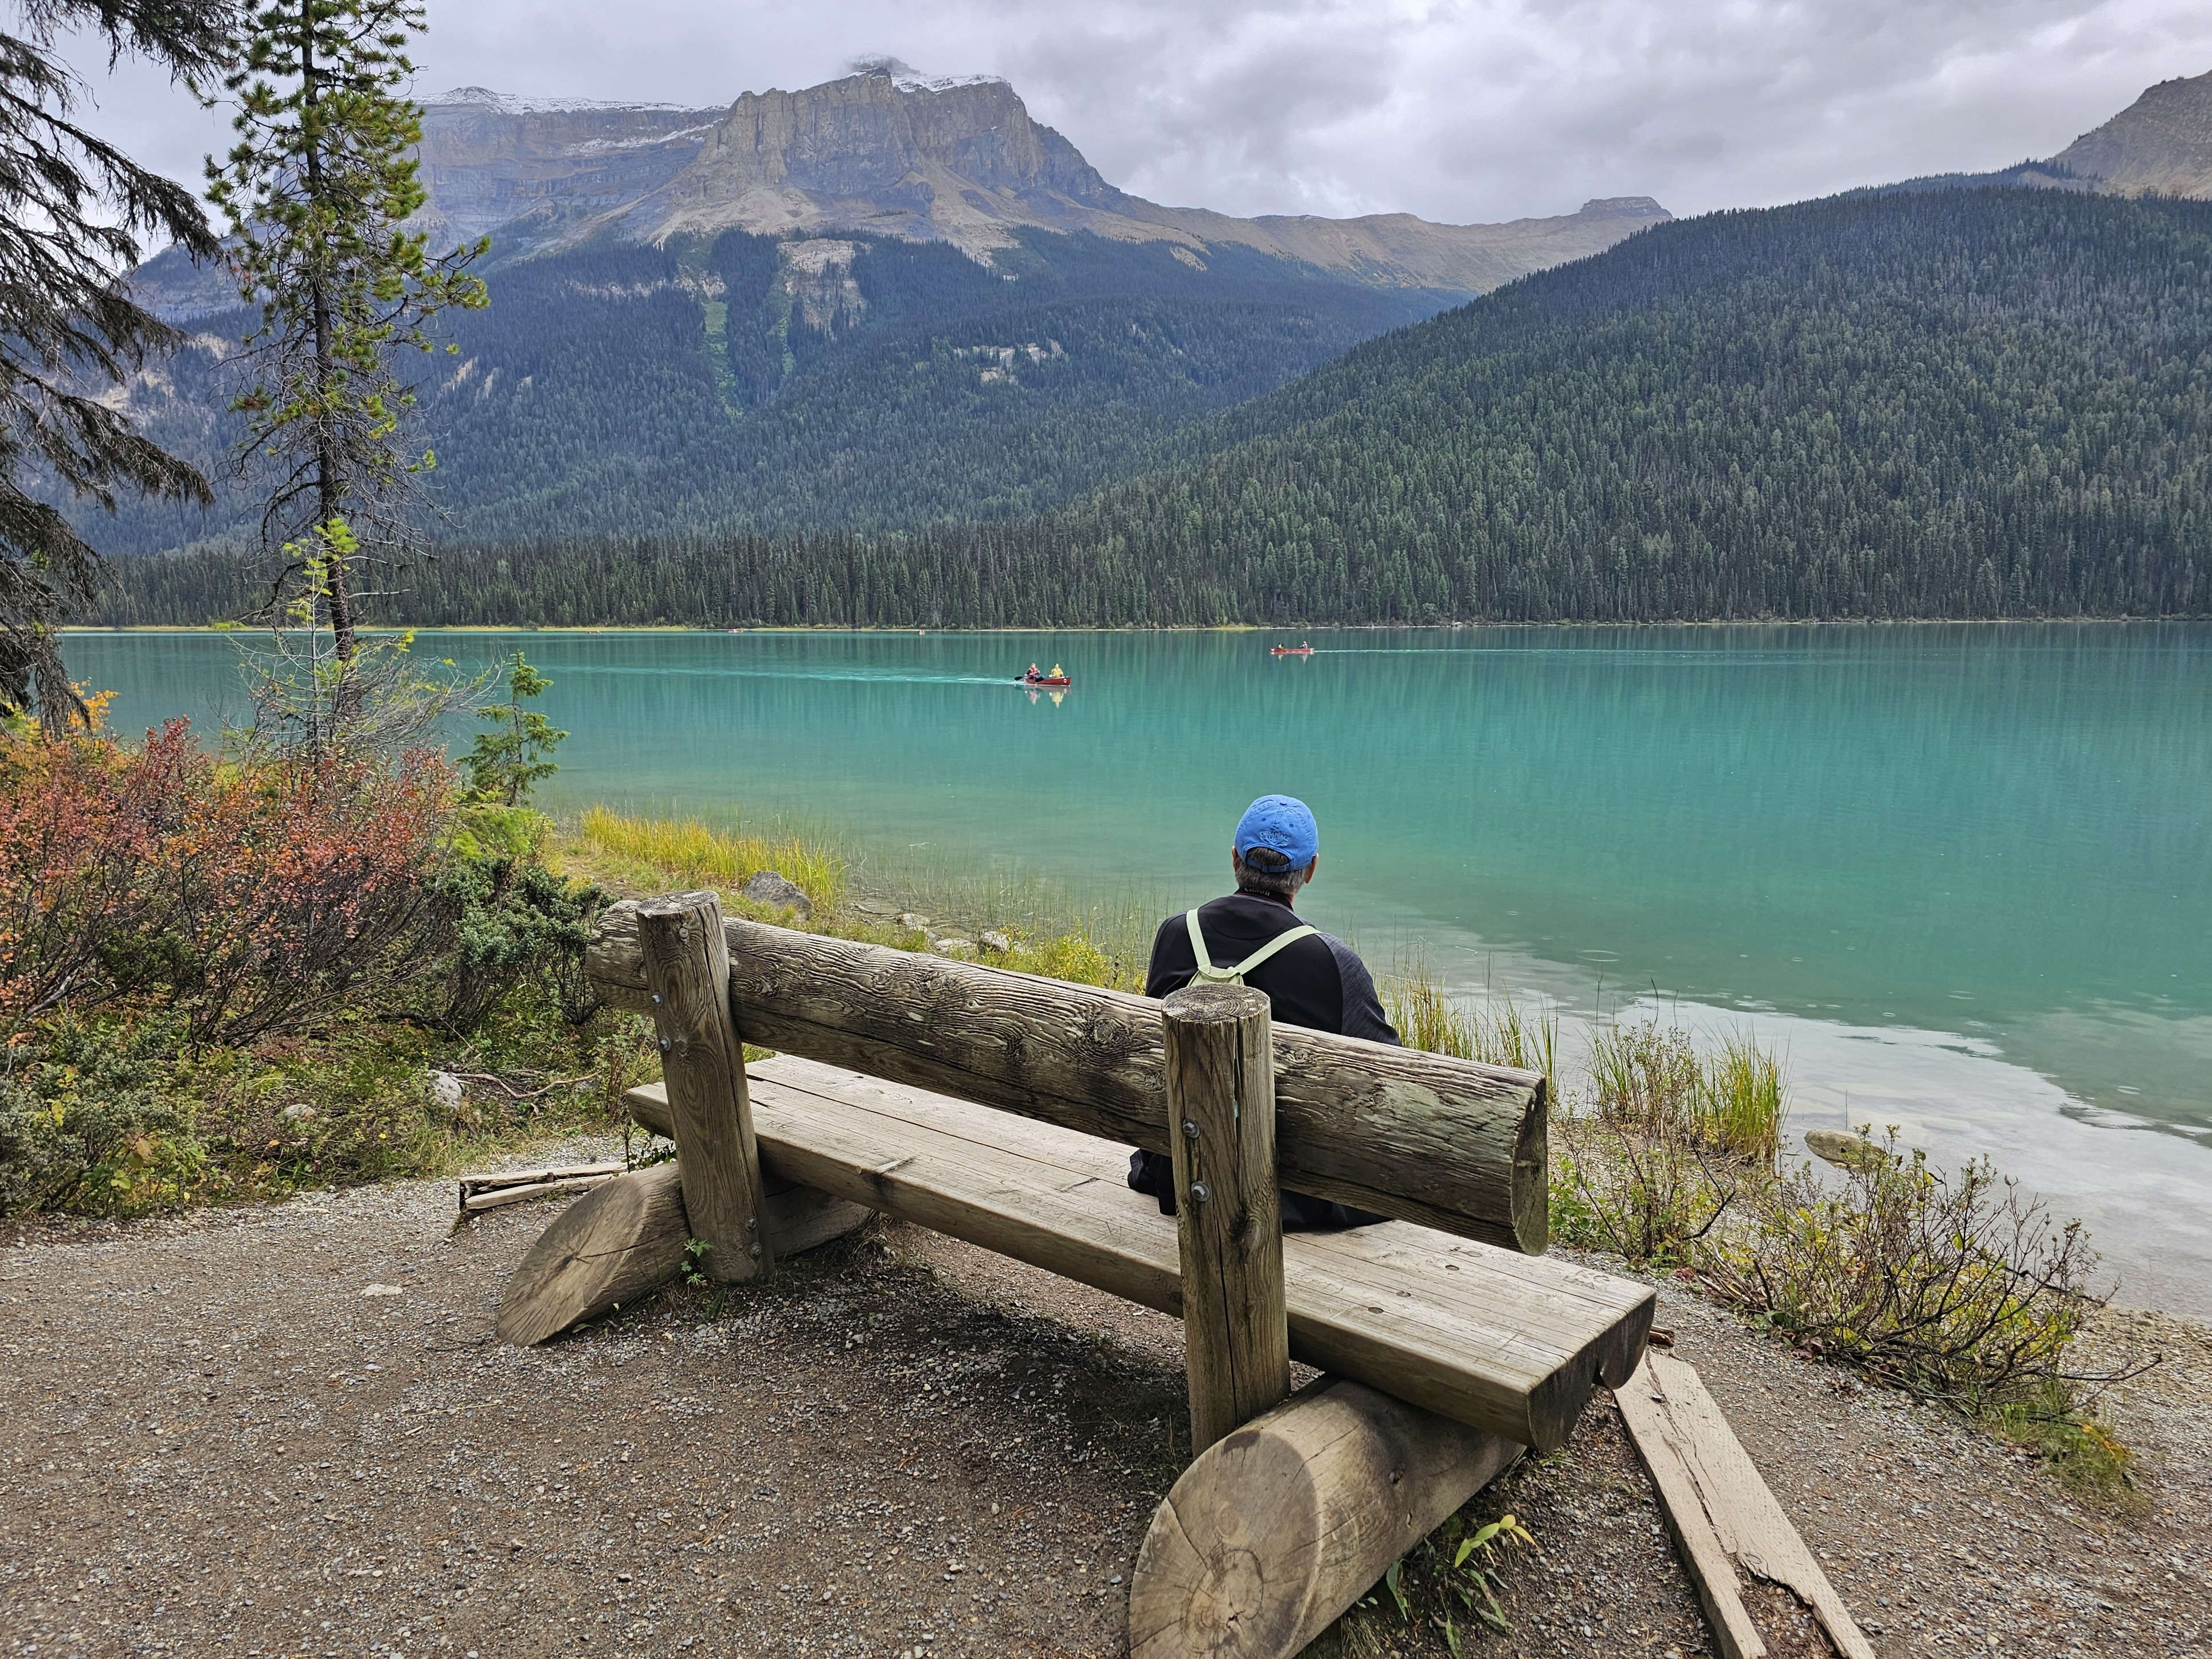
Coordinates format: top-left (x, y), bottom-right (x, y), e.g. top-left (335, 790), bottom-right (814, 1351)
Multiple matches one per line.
top-left (586, 901), bottom-right (1548, 1254)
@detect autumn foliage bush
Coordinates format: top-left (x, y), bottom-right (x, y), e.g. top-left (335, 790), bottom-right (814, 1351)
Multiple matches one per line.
top-left (0, 717), bottom-right (449, 1042)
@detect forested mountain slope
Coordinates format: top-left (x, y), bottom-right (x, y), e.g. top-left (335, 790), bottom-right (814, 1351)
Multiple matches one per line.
top-left (93, 64), bottom-right (1670, 560)
top-left (1000, 186), bottom-right (2212, 621)
top-left (101, 188), bottom-right (2212, 625)
top-left (90, 227), bottom-right (1461, 553)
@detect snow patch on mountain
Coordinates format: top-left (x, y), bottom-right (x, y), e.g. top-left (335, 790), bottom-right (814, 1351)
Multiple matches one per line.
top-left (430, 86), bottom-right (708, 115)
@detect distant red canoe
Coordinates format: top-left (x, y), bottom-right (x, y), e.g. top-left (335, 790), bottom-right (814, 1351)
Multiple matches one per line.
top-left (1023, 673), bottom-right (1072, 687)
top-left (1269, 645), bottom-right (1314, 656)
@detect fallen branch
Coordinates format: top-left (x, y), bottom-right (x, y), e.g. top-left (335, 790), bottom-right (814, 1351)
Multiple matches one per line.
top-left (448, 1070), bottom-right (596, 1102)
top-left (456, 1161), bottom-right (625, 1217)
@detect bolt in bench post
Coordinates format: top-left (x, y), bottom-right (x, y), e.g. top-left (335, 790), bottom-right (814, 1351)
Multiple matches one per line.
top-left (1163, 983), bottom-right (1290, 1455)
top-left (638, 891), bottom-right (773, 1283)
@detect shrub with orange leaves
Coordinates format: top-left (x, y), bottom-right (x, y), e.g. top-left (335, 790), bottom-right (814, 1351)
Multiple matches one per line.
top-left (0, 718), bottom-right (453, 1042)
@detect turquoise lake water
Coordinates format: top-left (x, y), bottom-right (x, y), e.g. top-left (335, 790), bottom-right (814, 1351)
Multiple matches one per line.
top-left (65, 624), bottom-right (2212, 1314)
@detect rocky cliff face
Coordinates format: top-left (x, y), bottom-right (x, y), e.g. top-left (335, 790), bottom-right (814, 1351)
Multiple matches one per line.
top-left (621, 70), bottom-right (1130, 253)
top-left (2047, 69), bottom-right (2212, 199)
top-left (416, 65), bottom-right (1668, 296)
top-left (414, 89), bottom-right (727, 244)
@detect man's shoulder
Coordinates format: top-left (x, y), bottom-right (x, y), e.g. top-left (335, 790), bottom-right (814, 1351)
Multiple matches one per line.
top-left (1311, 927), bottom-right (1363, 958)
top-left (1152, 909), bottom-right (1190, 949)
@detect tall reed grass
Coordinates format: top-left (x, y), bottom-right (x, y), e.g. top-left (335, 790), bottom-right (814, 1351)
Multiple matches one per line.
top-left (1384, 954), bottom-right (1560, 1081)
top-left (1584, 1015), bottom-right (1789, 1161)
top-left (576, 806), bottom-right (847, 912)
top-left (1385, 957), bottom-right (1787, 1164)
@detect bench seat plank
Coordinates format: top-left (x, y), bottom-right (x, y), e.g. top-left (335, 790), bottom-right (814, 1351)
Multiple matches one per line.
top-left (628, 1057), bottom-right (1651, 1449)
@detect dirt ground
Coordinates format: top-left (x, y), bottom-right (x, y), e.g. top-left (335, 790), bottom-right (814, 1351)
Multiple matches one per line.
top-left (2, 1151), bottom-right (2205, 1659)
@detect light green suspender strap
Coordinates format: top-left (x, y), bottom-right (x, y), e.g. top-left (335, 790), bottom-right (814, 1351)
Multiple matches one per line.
top-left (1184, 908), bottom-right (1319, 985)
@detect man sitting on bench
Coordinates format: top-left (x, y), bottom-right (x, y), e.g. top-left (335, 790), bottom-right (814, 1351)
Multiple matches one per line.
top-left (1129, 793), bottom-right (1396, 1229)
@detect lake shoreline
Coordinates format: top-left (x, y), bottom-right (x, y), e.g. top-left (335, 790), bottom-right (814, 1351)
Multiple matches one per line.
top-left (60, 613), bottom-right (2209, 634)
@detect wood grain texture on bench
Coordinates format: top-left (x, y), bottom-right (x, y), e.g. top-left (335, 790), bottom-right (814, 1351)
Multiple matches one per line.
top-left (588, 906), bottom-right (1548, 1253)
top-left (625, 1057), bottom-right (1651, 1450)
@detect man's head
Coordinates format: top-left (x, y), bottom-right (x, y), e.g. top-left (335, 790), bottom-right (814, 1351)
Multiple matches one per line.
top-left (1232, 794), bottom-right (1319, 902)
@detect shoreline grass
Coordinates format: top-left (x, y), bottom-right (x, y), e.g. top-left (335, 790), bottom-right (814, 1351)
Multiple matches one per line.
top-left (575, 804), bottom-right (847, 913)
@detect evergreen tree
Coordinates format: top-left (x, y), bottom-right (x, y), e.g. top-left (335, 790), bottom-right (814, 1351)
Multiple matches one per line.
top-left (464, 649), bottom-right (563, 805)
top-left (0, 0), bottom-right (236, 729)
top-left (208, 0), bottom-right (486, 674)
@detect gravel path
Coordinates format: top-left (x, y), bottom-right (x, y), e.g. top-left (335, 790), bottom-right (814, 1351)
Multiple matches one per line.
top-left (3, 1159), bottom-right (2204, 1659)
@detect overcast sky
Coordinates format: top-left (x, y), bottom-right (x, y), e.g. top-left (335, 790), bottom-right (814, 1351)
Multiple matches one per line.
top-left (60, 0), bottom-right (2212, 229)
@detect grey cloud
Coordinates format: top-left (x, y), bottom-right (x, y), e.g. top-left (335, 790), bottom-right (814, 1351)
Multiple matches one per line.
top-left (58, 0), bottom-right (2212, 238)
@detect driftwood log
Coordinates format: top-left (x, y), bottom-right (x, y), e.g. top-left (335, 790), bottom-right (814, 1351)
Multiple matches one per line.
top-left (1616, 1352), bottom-right (1876, 1659)
top-left (586, 905), bottom-right (1548, 1253)
top-left (1129, 1375), bottom-right (1521, 1659)
top-left (457, 1161), bottom-right (625, 1215)
top-left (461, 1174), bottom-right (616, 1214)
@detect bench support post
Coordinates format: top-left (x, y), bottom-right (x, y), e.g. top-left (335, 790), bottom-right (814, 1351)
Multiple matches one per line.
top-left (638, 890), bottom-right (773, 1284)
top-left (1163, 983), bottom-right (1289, 1455)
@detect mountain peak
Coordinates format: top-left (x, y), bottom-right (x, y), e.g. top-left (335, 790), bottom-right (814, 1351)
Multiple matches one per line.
top-left (2048, 68), bottom-right (2212, 198)
top-left (629, 71), bottom-right (1121, 253)
top-left (395, 68), bottom-right (1666, 297)
top-left (844, 56), bottom-right (1010, 95)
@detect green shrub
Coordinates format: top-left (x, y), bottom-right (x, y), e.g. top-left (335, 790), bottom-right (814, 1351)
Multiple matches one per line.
top-left (421, 832), bottom-right (605, 1034)
top-left (0, 1014), bottom-right (195, 1215)
top-left (1698, 1130), bottom-right (2107, 1402)
top-left (1548, 1115), bottom-right (1737, 1266)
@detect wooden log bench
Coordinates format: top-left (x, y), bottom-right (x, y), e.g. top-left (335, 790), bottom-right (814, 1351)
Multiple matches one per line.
top-left (501, 891), bottom-right (1656, 1658)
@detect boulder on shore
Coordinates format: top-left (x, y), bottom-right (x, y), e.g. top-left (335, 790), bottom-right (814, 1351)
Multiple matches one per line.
top-left (741, 870), bottom-right (811, 917)
top-left (1803, 1129), bottom-right (1897, 1173)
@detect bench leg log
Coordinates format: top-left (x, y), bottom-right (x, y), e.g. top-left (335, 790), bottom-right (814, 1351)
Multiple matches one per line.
top-left (1164, 983), bottom-right (1290, 1455)
top-left (495, 1163), bottom-right (874, 1345)
top-left (496, 1163), bottom-right (691, 1345)
top-left (1129, 1375), bottom-right (1522, 1659)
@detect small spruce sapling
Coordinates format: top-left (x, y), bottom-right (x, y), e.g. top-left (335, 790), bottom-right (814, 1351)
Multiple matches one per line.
top-left (465, 651), bottom-right (565, 805)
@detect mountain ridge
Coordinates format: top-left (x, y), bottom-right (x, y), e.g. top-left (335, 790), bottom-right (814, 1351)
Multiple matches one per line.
top-left (1878, 66), bottom-right (2211, 200)
top-left (430, 65), bottom-right (1670, 296)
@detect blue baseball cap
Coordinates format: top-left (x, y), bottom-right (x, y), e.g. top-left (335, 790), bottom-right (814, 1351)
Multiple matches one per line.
top-left (1234, 795), bottom-right (1318, 869)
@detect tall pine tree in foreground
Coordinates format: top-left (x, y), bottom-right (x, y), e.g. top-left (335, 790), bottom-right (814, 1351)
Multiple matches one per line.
top-left (209, 0), bottom-right (486, 674)
top-left (0, 0), bottom-right (236, 729)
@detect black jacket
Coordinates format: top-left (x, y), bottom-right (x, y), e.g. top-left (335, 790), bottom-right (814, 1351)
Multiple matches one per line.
top-left (1129, 891), bottom-right (1399, 1230)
